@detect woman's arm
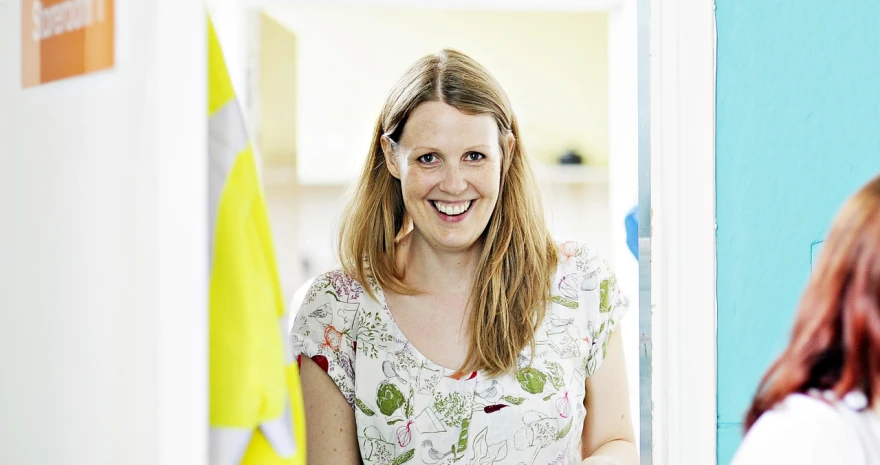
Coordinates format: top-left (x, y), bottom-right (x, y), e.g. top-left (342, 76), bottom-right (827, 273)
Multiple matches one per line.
top-left (581, 324), bottom-right (639, 465)
top-left (300, 356), bottom-right (362, 465)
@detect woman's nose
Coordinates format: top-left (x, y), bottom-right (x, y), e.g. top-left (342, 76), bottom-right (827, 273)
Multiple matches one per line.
top-left (438, 165), bottom-right (468, 196)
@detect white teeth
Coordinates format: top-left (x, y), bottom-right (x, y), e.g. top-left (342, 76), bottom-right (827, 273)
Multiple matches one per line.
top-left (434, 200), bottom-right (472, 216)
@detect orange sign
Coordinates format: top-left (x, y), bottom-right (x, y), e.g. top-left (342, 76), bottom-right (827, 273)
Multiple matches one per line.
top-left (22, 0), bottom-right (114, 88)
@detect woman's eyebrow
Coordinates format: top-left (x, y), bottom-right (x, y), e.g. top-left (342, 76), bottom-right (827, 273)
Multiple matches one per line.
top-left (410, 146), bottom-right (441, 153)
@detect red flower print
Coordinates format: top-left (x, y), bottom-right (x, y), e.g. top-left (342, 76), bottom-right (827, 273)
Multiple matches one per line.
top-left (560, 241), bottom-right (579, 262)
top-left (324, 325), bottom-right (343, 352)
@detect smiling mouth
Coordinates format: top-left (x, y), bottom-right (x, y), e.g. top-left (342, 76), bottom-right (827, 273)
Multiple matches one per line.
top-left (431, 200), bottom-right (474, 216)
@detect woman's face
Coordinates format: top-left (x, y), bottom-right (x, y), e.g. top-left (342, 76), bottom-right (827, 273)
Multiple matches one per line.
top-left (383, 101), bottom-right (504, 254)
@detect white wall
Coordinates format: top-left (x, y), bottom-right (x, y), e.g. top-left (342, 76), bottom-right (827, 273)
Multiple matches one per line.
top-left (608, 0), bottom-right (641, 445)
top-left (0, 2), bottom-right (207, 465)
top-left (208, 0), bottom-right (248, 110)
top-left (262, 5), bottom-right (610, 185)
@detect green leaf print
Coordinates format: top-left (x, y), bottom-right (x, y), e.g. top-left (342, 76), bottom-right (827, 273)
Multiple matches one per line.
top-left (454, 416), bottom-right (471, 461)
top-left (377, 382), bottom-right (406, 416)
top-left (502, 395), bottom-right (525, 405)
top-left (542, 393), bottom-right (554, 401)
top-left (387, 419), bottom-right (404, 425)
top-left (545, 361), bottom-right (565, 390)
top-left (599, 279), bottom-right (613, 313)
top-left (433, 392), bottom-right (470, 427)
top-left (305, 280), bottom-right (331, 303)
top-left (517, 367), bottom-right (547, 395)
top-left (552, 295), bottom-right (579, 309)
top-left (392, 449), bottom-right (415, 465)
top-left (405, 387), bottom-right (415, 418)
top-left (458, 417), bottom-right (471, 450)
top-left (355, 398), bottom-right (376, 416)
top-left (358, 311), bottom-right (390, 359)
top-left (556, 418), bottom-right (574, 440)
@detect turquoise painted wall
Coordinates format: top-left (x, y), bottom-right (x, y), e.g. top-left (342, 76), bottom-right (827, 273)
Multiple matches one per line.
top-left (715, 1), bottom-right (880, 463)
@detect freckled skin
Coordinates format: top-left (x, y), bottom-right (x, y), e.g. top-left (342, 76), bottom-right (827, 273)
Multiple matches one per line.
top-left (383, 101), bottom-right (503, 255)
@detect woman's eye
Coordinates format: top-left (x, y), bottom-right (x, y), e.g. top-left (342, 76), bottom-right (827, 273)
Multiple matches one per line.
top-left (418, 154), bottom-right (436, 164)
top-left (467, 152), bottom-right (485, 161)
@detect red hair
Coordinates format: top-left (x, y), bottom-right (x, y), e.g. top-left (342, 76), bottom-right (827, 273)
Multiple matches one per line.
top-left (745, 174), bottom-right (880, 430)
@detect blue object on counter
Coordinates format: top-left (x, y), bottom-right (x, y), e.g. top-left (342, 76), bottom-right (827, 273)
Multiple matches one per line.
top-left (625, 206), bottom-right (639, 260)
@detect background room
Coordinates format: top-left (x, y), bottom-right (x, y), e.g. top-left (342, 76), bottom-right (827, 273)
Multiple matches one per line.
top-left (212, 0), bottom-right (641, 441)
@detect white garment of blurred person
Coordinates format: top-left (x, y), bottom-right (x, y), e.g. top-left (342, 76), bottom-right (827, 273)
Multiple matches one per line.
top-left (733, 175), bottom-right (880, 465)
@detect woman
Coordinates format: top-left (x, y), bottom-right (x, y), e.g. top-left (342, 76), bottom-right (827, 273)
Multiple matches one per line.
top-left (733, 175), bottom-right (880, 464)
top-left (290, 49), bottom-right (637, 465)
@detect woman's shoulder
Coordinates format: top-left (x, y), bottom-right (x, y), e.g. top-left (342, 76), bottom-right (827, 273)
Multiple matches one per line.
top-left (545, 240), bottom-right (629, 376)
top-left (733, 393), bottom-right (865, 465)
top-left (755, 393), bottom-right (850, 431)
top-left (556, 240), bottom-right (606, 271)
top-left (556, 239), bottom-right (619, 267)
top-left (298, 269), bottom-right (375, 308)
top-left (289, 269), bottom-right (369, 409)
top-left (553, 240), bottom-right (618, 295)
top-left (289, 269), bottom-right (379, 356)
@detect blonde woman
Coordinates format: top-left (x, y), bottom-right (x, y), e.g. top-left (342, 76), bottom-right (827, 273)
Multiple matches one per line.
top-left (290, 49), bottom-right (636, 465)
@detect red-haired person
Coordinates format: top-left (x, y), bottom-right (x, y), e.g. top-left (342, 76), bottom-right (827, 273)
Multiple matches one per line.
top-left (733, 175), bottom-right (880, 464)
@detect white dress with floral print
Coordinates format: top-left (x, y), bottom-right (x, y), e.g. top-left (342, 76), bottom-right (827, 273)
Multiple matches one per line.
top-left (290, 241), bottom-right (628, 465)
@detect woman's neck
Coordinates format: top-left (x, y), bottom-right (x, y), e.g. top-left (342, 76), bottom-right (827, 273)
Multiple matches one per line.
top-left (395, 231), bottom-right (480, 295)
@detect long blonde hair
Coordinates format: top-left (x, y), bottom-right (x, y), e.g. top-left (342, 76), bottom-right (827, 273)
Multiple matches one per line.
top-left (338, 49), bottom-right (559, 376)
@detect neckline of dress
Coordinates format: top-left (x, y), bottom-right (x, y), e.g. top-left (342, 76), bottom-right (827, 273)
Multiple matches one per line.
top-left (369, 277), bottom-right (478, 380)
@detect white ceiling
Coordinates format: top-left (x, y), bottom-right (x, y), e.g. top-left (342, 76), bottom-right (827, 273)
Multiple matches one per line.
top-left (244, 0), bottom-right (621, 12)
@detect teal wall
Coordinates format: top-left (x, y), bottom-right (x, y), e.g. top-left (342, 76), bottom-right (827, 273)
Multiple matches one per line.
top-left (715, 1), bottom-right (880, 463)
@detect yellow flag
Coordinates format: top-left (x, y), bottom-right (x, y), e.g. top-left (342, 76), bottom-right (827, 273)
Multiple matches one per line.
top-left (207, 14), bottom-right (307, 465)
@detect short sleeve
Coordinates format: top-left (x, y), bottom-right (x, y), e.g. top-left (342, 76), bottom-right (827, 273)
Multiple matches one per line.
top-left (289, 271), bottom-right (360, 409)
top-left (561, 241), bottom-right (630, 376)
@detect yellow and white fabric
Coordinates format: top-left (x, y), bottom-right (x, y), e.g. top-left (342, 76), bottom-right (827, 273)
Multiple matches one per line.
top-left (208, 14), bottom-right (307, 465)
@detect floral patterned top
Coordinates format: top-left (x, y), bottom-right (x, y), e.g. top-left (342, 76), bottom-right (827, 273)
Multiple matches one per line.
top-left (290, 241), bottom-right (628, 465)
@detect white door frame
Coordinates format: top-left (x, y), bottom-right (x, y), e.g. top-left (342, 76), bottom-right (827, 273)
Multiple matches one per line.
top-left (646, 0), bottom-right (718, 463)
top-left (231, 0), bottom-right (721, 463)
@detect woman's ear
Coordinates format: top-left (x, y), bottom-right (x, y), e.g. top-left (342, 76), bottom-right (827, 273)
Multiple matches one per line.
top-left (505, 131), bottom-right (516, 155)
top-left (380, 135), bottom-right (401, 179)
top-left (502, 131), bottom-right (516, 173)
